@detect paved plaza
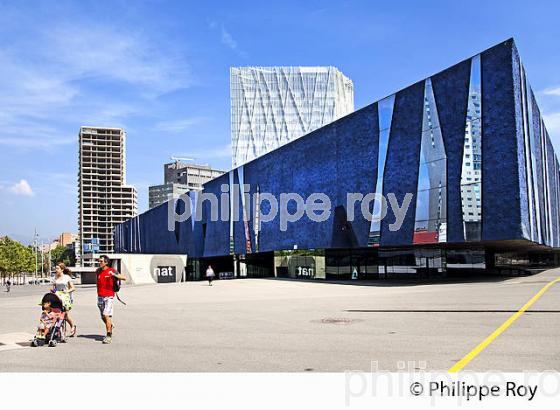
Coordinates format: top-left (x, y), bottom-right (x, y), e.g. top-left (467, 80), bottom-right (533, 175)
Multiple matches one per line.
top-left (0, 269), bottom-right (559, 372)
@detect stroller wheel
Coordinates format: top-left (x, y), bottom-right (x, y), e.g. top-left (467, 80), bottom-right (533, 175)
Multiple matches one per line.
top-left (31, 339), bottom-right (38, 347)
top-left (48, 340), bottom-right (57, 347)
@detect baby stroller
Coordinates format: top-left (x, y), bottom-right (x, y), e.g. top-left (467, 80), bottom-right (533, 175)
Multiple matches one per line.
top-left (31, 292), bottom-right (67, 347)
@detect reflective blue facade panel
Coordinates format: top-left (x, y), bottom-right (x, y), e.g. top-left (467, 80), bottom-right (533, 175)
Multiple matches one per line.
top-left (381, 80), bottom-right (424, 246)
top-left (520, 65), bottom-right (538, 242)
top-left (414, 78), bottom-right (447, 244)
top-left (542, 123), bottom-right (551, 247)
top-left (512, 44), bottom-right (532, 242)
top-left (115, 39), bottom-right (560, 256)
top-left (334, 104), bottom-right (379, 248)
top-left (370, 96), bottom-right (394, 245)
top-left (545, 135), bottom-right (556, 246)
top-left (532, 92), bottom-right (546, 245)
top-left (233, 167), bottom-right (250, 255)
top-left (528, 83), bottom-right (543, 243)
top-left (556, 158), bottom-right (560, 247)
top-left (431, 59), bottom-right (471, 244)
top-left (200, 173), bottom-right (230, 257)
top-left (481, 39), bottom-right (523, 242)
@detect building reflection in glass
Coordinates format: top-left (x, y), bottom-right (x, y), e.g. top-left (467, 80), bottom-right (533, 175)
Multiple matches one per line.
top-left (369, 94), bottom-right (395, 246)
top-left (461, 55), bottom-right (482, 241)
top-left (413, 78), bottom-right (447, 244)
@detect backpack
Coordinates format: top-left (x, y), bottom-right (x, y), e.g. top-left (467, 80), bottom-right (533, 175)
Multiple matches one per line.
top-left (111, 269), bottom-right (126, 305)
top-left (112, 271), bottom-right (121, 293)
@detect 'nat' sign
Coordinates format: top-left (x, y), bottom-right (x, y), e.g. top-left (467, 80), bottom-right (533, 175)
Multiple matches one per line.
top-left (155, 266), bottom-right (176, 283)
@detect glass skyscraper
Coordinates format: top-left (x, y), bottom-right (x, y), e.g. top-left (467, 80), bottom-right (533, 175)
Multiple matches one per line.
top-left (230, 66), bottom-right (354, 167)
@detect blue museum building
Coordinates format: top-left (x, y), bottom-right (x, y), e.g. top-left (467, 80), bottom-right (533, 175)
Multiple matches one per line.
top-left (114, 39), bottom-right (560, 280)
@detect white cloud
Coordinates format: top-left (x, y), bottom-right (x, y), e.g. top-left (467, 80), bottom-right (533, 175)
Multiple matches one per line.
top-left (0, 136), bottom-right (75, 148)
top-left (154, 117), bottom-right (207, 133)
top-left (543, 87), bottom-right (560, 97)
top-left (544, 112), bottom-right (560, 136)
top-left (177, 143), bottom-right (232, 162)
top-left (219, 26), bottom-right (248, 58)
top-left (44, 24), bottom-right (191, 95)
top-left (9, 179), bottom-right (34, 196)
top-left (536, 86), bottom-right (560, 149)
top-left (221, 27), bottom-right (238, 50)
top-left (542, 112), bottom-right (560, 155)
top-left (0, 19), bottom-right (192, 152)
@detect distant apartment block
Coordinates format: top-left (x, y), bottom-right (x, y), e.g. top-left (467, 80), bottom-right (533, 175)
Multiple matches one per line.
top-left (148, 160), bottom-right (225, 209)
top-left (230, 66), bottom-right (354, 167)
top-left (78, 127), bottom-right (138, 267)
top-left (58, 232), bottom-right (78, 248)
top-left (39, 241), bottom-right (59, 253)
top-left (149, 183), bottom-right (190, 210)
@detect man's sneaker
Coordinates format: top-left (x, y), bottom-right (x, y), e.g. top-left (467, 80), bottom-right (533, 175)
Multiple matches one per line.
top-left (102, 335), bottom-right (112, 344)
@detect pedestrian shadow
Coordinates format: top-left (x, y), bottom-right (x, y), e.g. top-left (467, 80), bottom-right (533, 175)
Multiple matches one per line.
top-left (77, 334), bottom-right (105, 342)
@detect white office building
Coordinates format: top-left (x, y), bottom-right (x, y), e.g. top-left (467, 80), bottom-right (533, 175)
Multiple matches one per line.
top-left (148, 161), bottom-right (225, 209)
top-left (230, 66), bottom-right (354, 167)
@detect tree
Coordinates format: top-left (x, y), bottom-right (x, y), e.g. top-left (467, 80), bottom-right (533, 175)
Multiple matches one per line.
top-left (0, 238), bottom-right (8, 277)
top-left (0, 237), bottom-right (35, 277)
top-left (50, 245), bottom-right (76, 267)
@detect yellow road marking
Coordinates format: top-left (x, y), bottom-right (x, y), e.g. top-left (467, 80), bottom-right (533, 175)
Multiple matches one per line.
top-left (449, 277), bottom-right (560, 373)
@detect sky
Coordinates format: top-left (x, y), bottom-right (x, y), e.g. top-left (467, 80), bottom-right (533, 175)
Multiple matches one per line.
top-left (1, 0), bottom-right (560, 244)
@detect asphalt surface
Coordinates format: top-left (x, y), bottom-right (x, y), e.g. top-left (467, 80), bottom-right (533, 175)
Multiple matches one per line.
top-left (0, 269), bottom-right (559, 372)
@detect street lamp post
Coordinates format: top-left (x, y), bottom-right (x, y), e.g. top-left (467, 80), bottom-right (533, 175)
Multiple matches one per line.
top-left (40, 241), bottom-right (44, 279)
top-left (34, 230), bottom-right (38, 283)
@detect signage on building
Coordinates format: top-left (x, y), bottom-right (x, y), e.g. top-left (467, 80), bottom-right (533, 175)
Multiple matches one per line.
top-left (155, 266), bottom-right (176, 283)
top-left (296, 266), bottom-right (314, 279)
top-left (288, 256), bottom-right (316, 279)
top-left (83, 240), bottom-right (100, 253)
top-left (219, 271), bottom-right (235, 279)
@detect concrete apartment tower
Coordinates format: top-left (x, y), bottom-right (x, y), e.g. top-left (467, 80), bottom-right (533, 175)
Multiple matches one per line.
top-left (77, 127), bottom-right (138, 267)
top-left (230, 66), bottom-right (354, 167)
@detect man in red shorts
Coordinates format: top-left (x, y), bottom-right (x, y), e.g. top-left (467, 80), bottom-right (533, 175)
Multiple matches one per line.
top-left (96, 255), bottom-right (126, 344)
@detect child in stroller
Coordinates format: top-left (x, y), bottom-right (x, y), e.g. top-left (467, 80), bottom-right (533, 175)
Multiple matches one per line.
top-left (32, 292), bottom-right (67, 347)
